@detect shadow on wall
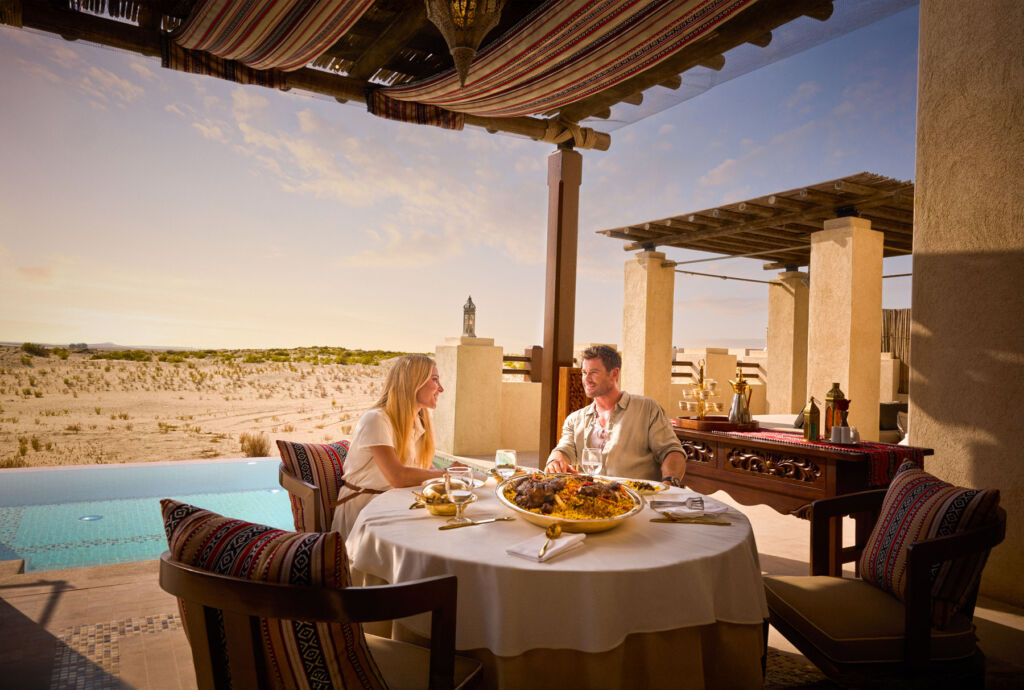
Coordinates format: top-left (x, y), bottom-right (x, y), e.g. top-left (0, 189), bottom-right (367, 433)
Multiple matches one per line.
top-left (909, 250), bottom-right (1023, 486)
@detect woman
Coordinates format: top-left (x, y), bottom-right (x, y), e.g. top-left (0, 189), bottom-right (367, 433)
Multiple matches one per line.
top-left (331, 354), bottom-right (453, 537)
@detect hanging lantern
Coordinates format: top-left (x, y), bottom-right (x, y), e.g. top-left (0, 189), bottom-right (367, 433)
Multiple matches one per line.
top-left (424, 0), bottom-right (506, 87)
top-left (463, 296), bottom-right (476, 337)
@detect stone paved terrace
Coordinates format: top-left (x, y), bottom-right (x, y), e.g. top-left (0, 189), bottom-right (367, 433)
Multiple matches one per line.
top-left (3, 484), bottom-right (1023, 689)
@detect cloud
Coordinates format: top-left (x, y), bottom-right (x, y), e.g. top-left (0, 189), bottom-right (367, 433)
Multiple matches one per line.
top-left (786, 81), bottom-right (820, 110)
top-left (129, 62), bottom-right (156, 81)
top-left (16, 265), bottom-right (55, 284)
top-left (657, 123), bottom-right (676, 136)
top-left (698, 157), bottom-right (740, 187)
top-left (165, 103), bottom-right (187, 117)
top-left (81, 66), bottom-right (145, 105)
top-left (191, 119), bottom-right (230, 143)
top-left (675, 293), bottom-right (765, 317)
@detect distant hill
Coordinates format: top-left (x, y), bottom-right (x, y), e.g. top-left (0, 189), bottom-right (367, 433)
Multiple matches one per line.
top-left (0, 341), bottom-right (199, 351)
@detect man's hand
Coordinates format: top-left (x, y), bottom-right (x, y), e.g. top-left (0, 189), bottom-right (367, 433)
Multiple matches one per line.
top-left (544, 452), bottom-right (576, 474)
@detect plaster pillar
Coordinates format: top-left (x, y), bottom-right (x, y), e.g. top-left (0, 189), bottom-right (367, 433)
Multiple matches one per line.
top-left (434, 337), bottom-right (502, 455)
top-left (538, 147), bottom-right (582, 458)
top-left (766, 270), bottom-right (809, 414)
top-left (912, 0), bottom-right (1024, 605)
top-left (806, 217), bottom-right (883, 441)
top-left (621, 250), bottom-right (675, 413)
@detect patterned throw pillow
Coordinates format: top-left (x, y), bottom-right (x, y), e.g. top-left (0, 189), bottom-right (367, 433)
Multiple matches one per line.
top-left (277, 440), bottom-right (349, 531)
top-left (859, 462), bottom-right (1000, 628)
top-left (160, 499), bottom-right (386, 690)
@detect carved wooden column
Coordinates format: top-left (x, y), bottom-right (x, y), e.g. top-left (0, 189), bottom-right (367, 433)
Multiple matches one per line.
top-left (538, 145), bottom-right (582, 460)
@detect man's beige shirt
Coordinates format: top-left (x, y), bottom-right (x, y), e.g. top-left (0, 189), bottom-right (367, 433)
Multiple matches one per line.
top-left (553, 391), bottom-right (683, 480)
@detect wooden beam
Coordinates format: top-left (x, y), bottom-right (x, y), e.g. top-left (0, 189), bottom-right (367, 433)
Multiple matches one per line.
top-left (556, 0), bottom-right (835, 122)
top-left (659, 75), bottom-right (683, 90)
top-left (622, 91), bottom-right (644, 106)
top-left (747, 31), bottom-right (772, 47)
top-left (346, 7), bottom-right (428, 81)
top-left (736, 202), bottom-right (777, 217)
top-left (623, 205), bottom-right (833, 251)
top-left (831, 179), bottom-right (878, 196)
top-left (710, 207), bottom-right (750, 223)
top-left (766, 194), bottom-right (809, 211)
top-left (699, 54), bottom-right (726, 71)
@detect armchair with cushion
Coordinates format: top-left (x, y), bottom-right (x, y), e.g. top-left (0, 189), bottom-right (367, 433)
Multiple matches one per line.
top-left (159, 499), bottom-right (480, 690)
top-left (764, 462), bottom-right (1005, 686)
top-left (277, 439), bottom-right (349, 532)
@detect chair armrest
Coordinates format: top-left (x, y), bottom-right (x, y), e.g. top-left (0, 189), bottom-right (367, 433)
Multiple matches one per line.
top-left (279, 463), bottom-right (324, 531)
top-left (903, 508), bottom-right (1007, 665)
top-left (809, 490), bottom-right (886, 575)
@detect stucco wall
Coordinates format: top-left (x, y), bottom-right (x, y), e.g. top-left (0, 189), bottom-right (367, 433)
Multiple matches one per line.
top-left (913, 0), bottom-right (1024, 604)
top-left (499, 381), bottom-right (541, 453)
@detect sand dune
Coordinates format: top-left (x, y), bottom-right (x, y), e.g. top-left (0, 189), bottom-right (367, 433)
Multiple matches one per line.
top-left (0, 346), bottom-right (390, 467)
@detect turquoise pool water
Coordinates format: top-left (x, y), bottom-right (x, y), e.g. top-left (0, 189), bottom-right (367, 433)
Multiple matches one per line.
top-left (0, 459), bottom-right (292, 573)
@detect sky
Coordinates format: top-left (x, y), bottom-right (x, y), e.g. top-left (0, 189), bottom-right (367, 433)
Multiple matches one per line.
top-left (0, 6), bottom-right (919, 354)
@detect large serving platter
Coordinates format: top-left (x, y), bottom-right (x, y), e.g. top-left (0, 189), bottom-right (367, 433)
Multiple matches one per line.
top-left (496, 473), bottom-right (644, 533)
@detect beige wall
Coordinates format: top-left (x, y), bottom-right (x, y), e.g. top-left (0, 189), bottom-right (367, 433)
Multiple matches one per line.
top-left (499, 381), bottom-right (540, 452)
top-left (766, 271), bottom-right (809, 414)
top-left (621, 251), bottom-right (675, 412)
top-left (913, 0), bottom-right (1024, 605)
top-left (806, 218), bottom-right (883, 441)
top-left (434, 338), bottom-right (502, 455)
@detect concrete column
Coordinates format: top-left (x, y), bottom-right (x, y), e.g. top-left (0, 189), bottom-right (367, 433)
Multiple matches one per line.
top-left (434, 337), bottom-right (502, 455)
top-left (621, 250), bottom-right (674, 412)
top-left (538, 147), bottom-right (582, 458)
top-left (913, 0), bottom-right (1024, 605)
top-left (766, 270), bottom-right (809, 414)
top-left (806, 217), bottom-right (883, 441)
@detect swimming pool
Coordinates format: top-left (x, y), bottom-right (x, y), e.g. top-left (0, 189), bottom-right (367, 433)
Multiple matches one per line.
top-left (0, 459), bottom-right (293, 573)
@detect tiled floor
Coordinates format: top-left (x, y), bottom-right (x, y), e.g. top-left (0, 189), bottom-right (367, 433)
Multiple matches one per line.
top-left (3, 487), bottom-right (1023, 689)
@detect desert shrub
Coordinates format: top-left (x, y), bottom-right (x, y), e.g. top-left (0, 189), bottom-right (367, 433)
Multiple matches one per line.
top-left (240, 431), bottom-right (270, 457)
top-left (91, 350), bottom-right (152, 362)
top-left (52, 347), bottom-right (69, 360)
top-left (21, 342), bottom-right (49, 357)
top-left (1, 455), bottom-right (28, 469)
top-left (20, 354), bottom-right (32, 366)
top-left (69, 343), bottom-right (88, 350)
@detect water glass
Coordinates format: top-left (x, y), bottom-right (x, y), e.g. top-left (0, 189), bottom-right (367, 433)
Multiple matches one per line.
top-left (494, 449), bottom-right (517, 481)
top-left (581, 448), bottom-right (602, 476)
top-left (444, 466), bottom-right (475, 524)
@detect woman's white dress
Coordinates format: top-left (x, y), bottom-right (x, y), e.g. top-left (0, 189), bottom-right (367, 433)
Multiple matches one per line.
top-left (330, 408), bottom-right (423, 537)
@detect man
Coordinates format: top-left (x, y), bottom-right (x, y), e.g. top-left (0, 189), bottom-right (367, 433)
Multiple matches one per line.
top-left (545, 345), bottom-right (686, 485)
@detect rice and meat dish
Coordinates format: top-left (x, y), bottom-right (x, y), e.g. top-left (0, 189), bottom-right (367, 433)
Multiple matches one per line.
top-left (505, 473), bottom-right (635, 519)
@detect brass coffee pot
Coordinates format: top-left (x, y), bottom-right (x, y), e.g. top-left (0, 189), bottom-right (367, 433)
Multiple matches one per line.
top-left (728, 367), bottom-right (752, 425)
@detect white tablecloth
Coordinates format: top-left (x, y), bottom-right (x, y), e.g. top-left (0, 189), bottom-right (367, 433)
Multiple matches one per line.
top-left (346, 480), bottom-right (768, 657)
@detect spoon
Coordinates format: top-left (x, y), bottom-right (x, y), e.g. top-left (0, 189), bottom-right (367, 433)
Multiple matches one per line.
top-left (538, 523), bottom-right (562, 558)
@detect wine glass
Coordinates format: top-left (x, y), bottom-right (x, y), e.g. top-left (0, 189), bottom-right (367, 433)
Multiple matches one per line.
top-left (494, 449), bottom-right (517, 481)
top-left (581, 448), bottom-right (602, 476)
top-left (444, 466), bottom-right (475, 524)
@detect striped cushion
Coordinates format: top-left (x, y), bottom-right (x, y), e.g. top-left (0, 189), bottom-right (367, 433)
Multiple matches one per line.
top-left (859, 462), bottom-right (1000, 628)
top-left (277, 440), bottom-right (348, 532)
top-left (160, 499), bottom-right (386, 690)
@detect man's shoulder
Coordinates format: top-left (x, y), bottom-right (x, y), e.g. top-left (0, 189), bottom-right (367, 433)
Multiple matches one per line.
top-left (565, 403), bottom-right (594, 422)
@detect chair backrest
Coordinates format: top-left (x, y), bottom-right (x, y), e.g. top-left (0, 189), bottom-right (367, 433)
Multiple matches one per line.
top-left (159, 498), bottom-right (461, 690)
top-left (276, 439), bottom-right (349, 532)
top-left (557, 367), bottom-right (586, 433)
top-left (160, 553), bottom-right (460, 690)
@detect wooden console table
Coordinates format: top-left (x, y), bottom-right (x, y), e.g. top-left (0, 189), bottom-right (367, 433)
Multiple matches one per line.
top-left (674, 428), bottom-right (933, 518)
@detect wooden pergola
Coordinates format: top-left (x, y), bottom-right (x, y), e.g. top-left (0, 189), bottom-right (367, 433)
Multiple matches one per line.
top-left (597, 172), bottom-right (915, 270)
top-left (3, 0), bottom-right (865, 455)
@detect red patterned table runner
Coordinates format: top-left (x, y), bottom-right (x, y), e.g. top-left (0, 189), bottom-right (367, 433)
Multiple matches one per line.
top-left (713, 430), bottom-right (926, 487)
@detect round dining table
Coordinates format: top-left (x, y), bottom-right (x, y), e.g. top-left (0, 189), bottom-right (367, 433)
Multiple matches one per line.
top-left (346, 478), bottom-right (769, 689)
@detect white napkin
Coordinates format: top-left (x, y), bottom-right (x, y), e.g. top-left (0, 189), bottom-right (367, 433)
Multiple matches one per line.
top-left (506, 532), bottom-right (586, 562)
top-left (659, 503), bottom-right (730, 519)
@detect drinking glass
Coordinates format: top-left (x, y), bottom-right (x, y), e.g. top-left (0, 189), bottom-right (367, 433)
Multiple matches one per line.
top-left (444, 466), bottom-right (475, 524)
top-left (494, 449), bottom-right (517, 481)
top-left (581, 448), bottom-right (602, 476)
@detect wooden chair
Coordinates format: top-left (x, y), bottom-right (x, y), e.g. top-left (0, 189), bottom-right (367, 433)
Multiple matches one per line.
top-left (764, 489), bottom-right (1006, 687)
top-left (278, 462), bottom-right (325, 531)
top-left (556, 366), bottom-right (586, 433)
top-left (160, 552), bottom-right (481, 690)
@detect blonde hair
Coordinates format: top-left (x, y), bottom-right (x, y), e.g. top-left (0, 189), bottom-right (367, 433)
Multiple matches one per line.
top-left (373, 354), bottom-right (436, 468)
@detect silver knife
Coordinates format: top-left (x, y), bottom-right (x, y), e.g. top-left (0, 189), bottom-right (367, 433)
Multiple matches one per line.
top-left (438, 517), bottom-right (514, 530)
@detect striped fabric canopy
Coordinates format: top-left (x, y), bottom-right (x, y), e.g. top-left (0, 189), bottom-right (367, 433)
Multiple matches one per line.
top-left (382, 0), bottom-right (761, 118)
top-left (173, 0), bottom-right (373, 72)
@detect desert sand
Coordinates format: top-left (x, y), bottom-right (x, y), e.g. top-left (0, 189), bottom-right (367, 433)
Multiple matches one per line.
top-left (0, 346), bottom-right (392, 468)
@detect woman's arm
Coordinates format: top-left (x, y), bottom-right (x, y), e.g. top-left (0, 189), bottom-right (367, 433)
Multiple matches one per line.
top-left (367, 444), bottom-right (446, 487)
